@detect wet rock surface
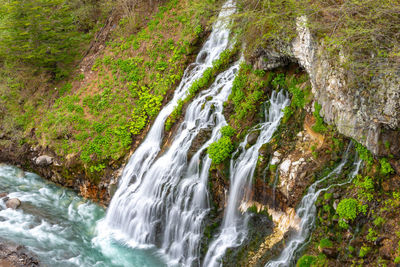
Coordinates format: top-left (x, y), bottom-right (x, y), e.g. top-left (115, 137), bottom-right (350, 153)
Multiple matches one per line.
top-left (5, 198), bottom-right (21, 210)
top-left (0, 240), bottom-right (39, 267)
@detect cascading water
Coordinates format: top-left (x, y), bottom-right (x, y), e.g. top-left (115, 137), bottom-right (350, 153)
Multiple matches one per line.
top-left (265, 149), bottom-right (363, 267)
top-left (203, 90), bottom-right (290, 267)
top-left (102, 1), bottom-right (237, 265)
top-left (0, 164), bottom-right (165, 267)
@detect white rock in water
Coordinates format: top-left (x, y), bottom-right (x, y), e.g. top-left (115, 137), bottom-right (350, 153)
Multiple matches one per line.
top-left (35, 155), bottom-right (53, 166)
top-left (6, 198), bottom-right (21, 209)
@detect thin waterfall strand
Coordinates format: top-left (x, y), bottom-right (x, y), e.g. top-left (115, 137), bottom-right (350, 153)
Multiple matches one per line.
top-left (266, 149), bottom-right (362, 267)
top-left (203, 90), bottom-right (290, 267)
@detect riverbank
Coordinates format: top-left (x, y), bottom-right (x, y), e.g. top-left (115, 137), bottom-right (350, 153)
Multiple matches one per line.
top-left (0, 239), bottom-right (39, 267)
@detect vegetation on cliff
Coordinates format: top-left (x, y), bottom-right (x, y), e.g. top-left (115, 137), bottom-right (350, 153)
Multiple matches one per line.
top-left (237, 0), bottom-right (400, 84)
top-left (0, 0), bottom-right (222, 183)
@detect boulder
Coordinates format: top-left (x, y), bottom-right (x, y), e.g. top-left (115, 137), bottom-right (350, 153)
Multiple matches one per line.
top-left (35, 155), bottom-right (53, 166)
top-left (6, 198), bottom-right (21, 209)
top-left (247, 131), bottom-right (259, 145)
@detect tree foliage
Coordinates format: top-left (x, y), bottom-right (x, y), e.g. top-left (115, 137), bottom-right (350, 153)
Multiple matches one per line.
top-left (0, 0), bottom-right (109, 78)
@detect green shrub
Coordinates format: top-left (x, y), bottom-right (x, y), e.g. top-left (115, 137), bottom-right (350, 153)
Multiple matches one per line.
top-left (359, 246), bottom-right (371, 258)
top-left (220, 125), bottom-right (236, 137)
top-left (355, 142), bottom-right (374, 166)
top-left (366, 228), bottom-right (378, 242)
top-left (353, 175), bottom-right (374, 202)
top-left (373, 216), bottom-right (385, 227)
top-left (319, 238), bottom-right (333, 249)
top-left (297, 255), bottom-right (316, 267)
top-left (247, 205), bottom-right (258, 213)
top-left (336, 198), bottom-right (360, 228)
top-left (207, 136), bottom-right (234, 164)
top-left (379, 158), bottom-right (394, 175)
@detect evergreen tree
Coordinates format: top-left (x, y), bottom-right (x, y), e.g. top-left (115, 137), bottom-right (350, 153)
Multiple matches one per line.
top-left (0, 0), bottom-right (84, 78)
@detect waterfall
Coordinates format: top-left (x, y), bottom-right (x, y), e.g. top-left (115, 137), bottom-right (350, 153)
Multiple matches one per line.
top-left (203, 91), bottom-right (290, 267)
top-left (265, 149), bottom-right (363, 267)
top-left (102, 1), bottom-right (237, 265)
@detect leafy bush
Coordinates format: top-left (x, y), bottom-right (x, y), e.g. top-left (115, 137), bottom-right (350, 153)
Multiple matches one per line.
top-left (355, 142), bottom-right (374, 166)
top-left (297, 255), bottom-right (316, 267)
top-left (353, 175), bottom-right (374, 202)
top-left (319, 238), bottom-right (333, 249)
top-left (207, 136), bottom-right (234, 164)
top-left (220, 125), bottom-right (236, 137)
top-left (336, 198), bottom-right (360, 228)
top-left (379, 158), bottom-right (394, 175)
top-left (366, 228), bottom-right (378, 242)
top-left (373, 216), bottom-right (385, 228)
top-left (359, 246), bottom-right (371, 258)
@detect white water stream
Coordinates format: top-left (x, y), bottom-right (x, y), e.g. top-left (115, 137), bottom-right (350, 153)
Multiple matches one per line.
top-left (266, 148), bottom-right (363, 267)
top-left (0, 164), bottom-right (166, 267)
top-left (102, 1), bottom-right (237, 265)
top-left (203, 91), bottom-right (290, 267)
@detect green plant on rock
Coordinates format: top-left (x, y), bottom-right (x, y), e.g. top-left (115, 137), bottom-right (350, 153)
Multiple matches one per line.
top-left (336, 198), bottom-right (361, 229)
top-left (373, 216), bottom-right (385, 228)
top-left (353, 175), bottom-right (374, 202)
top-left (355, 142), bottom-right (374, 166)
top-left (359, 246), bottom-right (371, 258)
top-left (319, 238), bottom-right (333, 249)
top-left (379, 158), bottom-right (394, 175)
top-left (312, 102), bottom-right (327, 133)
top-left (366, 228), bottom-right (378, 242)
top-left (297, 255), bottom-right (316, 267)
top-left (220, 125), bottom-right (236, 137)
top-left (207, 136), bottom-right (234, 164)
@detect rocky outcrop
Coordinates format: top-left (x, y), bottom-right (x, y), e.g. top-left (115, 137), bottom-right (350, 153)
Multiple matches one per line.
top-left (251, 16), bottom-right (400, 158)
top-left (292, 16), bottom-right (400, 157)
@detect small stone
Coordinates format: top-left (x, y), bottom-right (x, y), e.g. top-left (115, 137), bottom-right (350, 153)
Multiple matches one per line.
top-left (6, 198), bottom-right (21, 209)
top-left (0, 192), bottom-right (7, 198)
top-left (35, 155), bottom-right (53, 166)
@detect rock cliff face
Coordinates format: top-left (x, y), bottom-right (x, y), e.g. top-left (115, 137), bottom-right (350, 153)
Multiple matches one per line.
top-left (253, 16), bottom-right (400, 158)
top-left (292, 16), bottom-right (400, 157)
